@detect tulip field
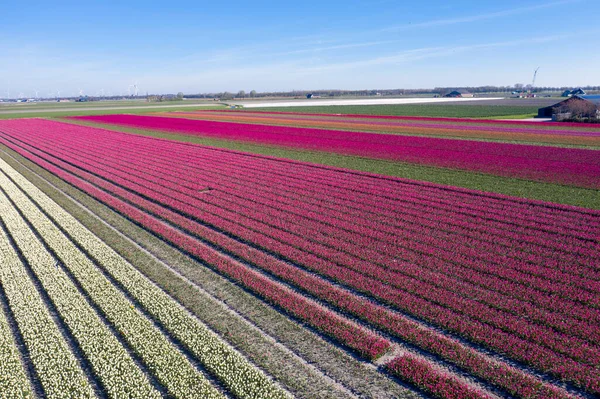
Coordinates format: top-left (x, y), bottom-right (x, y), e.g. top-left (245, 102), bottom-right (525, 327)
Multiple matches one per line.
top-left (71, 113), bottom-right (600, 189)
top-left (0, 116), bottom-right (599, 399)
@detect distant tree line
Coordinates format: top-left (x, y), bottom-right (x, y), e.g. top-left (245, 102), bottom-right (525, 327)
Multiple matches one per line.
top-left (183, 85), bottom-right (600, 100)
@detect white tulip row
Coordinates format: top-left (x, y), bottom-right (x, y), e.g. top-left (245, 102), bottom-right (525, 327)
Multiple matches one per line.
top-left (0, 158), bottom-right (291, 399)
top-left (0, 186), bottom-right (161, 399)
top-left (0, 168), bottom-right (224, 399)
top-left (0, 205), bottom-right (95, 398)
top-left (0, 267), bottom-right (34, 398)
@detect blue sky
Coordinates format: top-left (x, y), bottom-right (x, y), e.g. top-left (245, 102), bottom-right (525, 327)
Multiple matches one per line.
top-left (1, 0), bottom-right (599, 97)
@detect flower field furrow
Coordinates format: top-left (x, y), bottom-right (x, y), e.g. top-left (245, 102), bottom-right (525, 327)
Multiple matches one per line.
top-left (8, 119), bottom-right (599, 242)
top-left (0, 202), bottom-right (97, 398)
top-left (69, 114), bottom-right (600, 189)
top-left (13, 134), bottom-right (600, 353)
top-left (53, 136), bottom-right (595, 283)
top-left (0, 118), bottom-right (597, 398)
top-left (0, 158), bottom-right (291, 399)
top-left (65, 126), bottom-right (596, 247)
top-left (4, 126), bottom-right (600, 342)
top-left (0, 181), bottom-right (163, 399)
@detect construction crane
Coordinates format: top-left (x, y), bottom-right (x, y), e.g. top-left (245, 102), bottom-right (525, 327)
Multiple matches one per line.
top-left (528, 67), bottom-right (540, 97)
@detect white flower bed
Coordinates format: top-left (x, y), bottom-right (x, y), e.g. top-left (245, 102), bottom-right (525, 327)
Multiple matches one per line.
top-left (1, 157), bottom-right (290, 399)
top-left (0, 201), bottom-right (95, 399)
top-left (0, 267), bottom-right (34, 398)
top-left (0, 169), bottom-right (222, 399)
top-left (0, 182), bottom-right (162, 398)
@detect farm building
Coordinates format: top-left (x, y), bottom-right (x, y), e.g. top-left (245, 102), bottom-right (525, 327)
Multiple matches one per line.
top-left (444, 89), bottom-right (473, 98)
top-left (562, 88), bottom-right (587, 97)
top-left (538, 95), bottom-right (600, 120)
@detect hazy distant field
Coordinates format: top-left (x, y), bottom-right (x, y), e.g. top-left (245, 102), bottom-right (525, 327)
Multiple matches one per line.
top-left (0, 101), bottom-right (226, 119)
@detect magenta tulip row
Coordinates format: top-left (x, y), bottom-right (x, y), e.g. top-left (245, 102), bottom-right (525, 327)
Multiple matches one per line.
top-left (14, 124), bottom-right (599, 275)
top-left (385, 354), bottom-right (494, 399)
top-left (209, 109), bottom-right (600, 128)
top-left (8, 128), bottom-right (600, 353)
top-left (70, 114), bottom-right (600, 188)
top-left (180, 110), bottom-right (600, 137)
top-left (0, 118), bottom-right (596, 396)
top-left (3, 124), bottom-right (596, 318)
top-left (0, 133), bottom-right (581, 399)
top-left (2, 122), bottom-right (596, 338)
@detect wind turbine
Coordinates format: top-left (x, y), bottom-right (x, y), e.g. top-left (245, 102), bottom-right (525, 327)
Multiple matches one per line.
top-left (78, 88), bottom-right (84, 96)
top-left (128, 81), bottom-right (139, 97)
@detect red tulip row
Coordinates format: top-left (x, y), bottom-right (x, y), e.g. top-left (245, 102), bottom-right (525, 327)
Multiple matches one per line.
top-left (3, 125), bottom-right (596, 324)
top-left (203, 109), bottom-right (600, 129)
top-left (0, 132), bottom-right (582, 399)
top-left (69, 114), bottom-right (600, 189)
top-left (9, 131), bottom-right (600, 359)
top-left (0, 118), bottom-right (596, 396)
top-left (385, 354), bottom-right (494, 399)
top-left (2, 125), bottom-right (596, 340)
top-left (14, 127), bottom-right (600, 292)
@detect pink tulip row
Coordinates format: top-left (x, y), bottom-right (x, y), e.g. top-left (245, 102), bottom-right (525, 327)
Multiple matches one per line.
top-left (0, 133), bottom-right (582, 399)
top-left (33, 141), bottom-right (600, 358)
top-left (10, 130), bottom-right (600, 354)
top-left (70, 114), bottom-right (600, 188)
top-left (0, 118), bottom-right (596, 396)
top-left (2, 125), bottom-right (596, 318)
top-left (179, 110), bottom-right (600, 137)
top-left (17, 124), bottom-right (599, 270)
top-left (10, 130), bottom-right (595, 348)
top-left (2, 123), bottom-right (596, 332)
top-left (213, 109), bottom-right (600, 129)
top-left (386, 354), bottom-right (494, 399)
top-left (78, 118), bottom-right (598, 238)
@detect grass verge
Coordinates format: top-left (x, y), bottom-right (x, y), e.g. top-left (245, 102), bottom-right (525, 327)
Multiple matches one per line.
top-left (0, 106), bottom-right (225, 120)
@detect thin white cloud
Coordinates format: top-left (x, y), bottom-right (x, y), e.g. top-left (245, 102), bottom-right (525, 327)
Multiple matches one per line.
top-left (293, 29), bottom-right (600, 74)
top-left (274, 40), bottom-right (401, 56)
top-left (380, 0), bottom-right (584, 32)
